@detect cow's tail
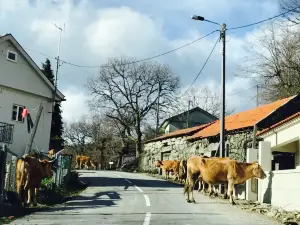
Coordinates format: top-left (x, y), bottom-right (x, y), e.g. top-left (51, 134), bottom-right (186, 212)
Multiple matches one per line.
top-left (17, 158), bottom-right (30, 190)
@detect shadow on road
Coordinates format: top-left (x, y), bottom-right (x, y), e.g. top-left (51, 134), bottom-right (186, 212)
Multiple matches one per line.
top-left (31, 191), bottom-right (121, 214)
top-left (80, 176), bottom-right (183, 189)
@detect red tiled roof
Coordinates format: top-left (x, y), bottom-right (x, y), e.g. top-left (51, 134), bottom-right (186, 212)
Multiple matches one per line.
top-left (144, 122), bottom-right (215, 143)
top-left (256, 112), bottom-right (300, 136)
top-left (187, 96), bottom-right (295, 140)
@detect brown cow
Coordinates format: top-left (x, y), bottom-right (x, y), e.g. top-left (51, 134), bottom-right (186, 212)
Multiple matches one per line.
top-left (180, 156), bottom-right (223, 195)
top-left (75, 154), bottom-right (92, 170)
top-left (184, 156), bottom-right (266, 204)
top-left (16, 155), bottom-right (55, 206)
top-left (154, 160), bottom-right (180, 181)
top-left (184, 156), bottom-right (233, 203)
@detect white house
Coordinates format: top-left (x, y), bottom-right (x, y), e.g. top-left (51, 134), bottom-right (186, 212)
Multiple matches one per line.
top-left (246, 112), bottom-right (300, 211)
top-left (0, 33), bottom-right (65, 157)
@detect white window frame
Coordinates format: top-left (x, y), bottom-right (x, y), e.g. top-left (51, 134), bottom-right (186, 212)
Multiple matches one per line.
top-left (12, 104), bottom-right (25, 123)
top-left (6, 50), bottom-right (18, 62)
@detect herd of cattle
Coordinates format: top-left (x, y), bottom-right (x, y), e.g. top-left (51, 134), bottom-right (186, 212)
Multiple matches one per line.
top-left (13, 148), bottom-right (266, 207)
top-left (154, 155), bottom-right (267, 205)
top-left (15, 149), bottom-right (99, 207)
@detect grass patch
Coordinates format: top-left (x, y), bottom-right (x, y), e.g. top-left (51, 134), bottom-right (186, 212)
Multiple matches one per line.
top-left (0, 217), bottom-right (12, 224)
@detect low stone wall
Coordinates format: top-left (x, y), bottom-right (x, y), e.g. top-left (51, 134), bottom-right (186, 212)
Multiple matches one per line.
top-left (139, 129), bottom-right (253, 172)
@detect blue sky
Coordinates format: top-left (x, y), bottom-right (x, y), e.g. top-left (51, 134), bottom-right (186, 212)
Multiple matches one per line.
top-left (0, 0), bottom-right (281, 122)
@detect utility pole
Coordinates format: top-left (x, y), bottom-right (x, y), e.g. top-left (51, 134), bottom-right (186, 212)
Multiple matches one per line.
top-left (256, 84), bottom-right (259, 107)
top-left (155, 84), bottom-right (161, 137)
top-left (186, 100), bottom-right (192, 128)
top-left (51, 23), bottom-right (65, 112)
top-left (191, 14), bottom-right (227, 200)
top-left (220, 23), bottom-right (226, 159)
top-left (219, 23), bottom-right (226, 196)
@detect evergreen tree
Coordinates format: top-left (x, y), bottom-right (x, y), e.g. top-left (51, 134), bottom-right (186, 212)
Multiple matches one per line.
top-left (41, 59), bottom-right (54, 85)
top-left (41, 58), bottom-right (65, 150)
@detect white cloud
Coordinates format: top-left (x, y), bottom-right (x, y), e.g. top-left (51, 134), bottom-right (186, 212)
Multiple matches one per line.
top-left (0, 0), bottom-right (284, 122)
top-left (84, 6), bottom-right (166, 59)
top-left (61, 87), bottom-right (91, 123)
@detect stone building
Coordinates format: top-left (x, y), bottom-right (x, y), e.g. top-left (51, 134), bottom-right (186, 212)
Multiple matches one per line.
top-left (140, 94), bottom-right (300, 172)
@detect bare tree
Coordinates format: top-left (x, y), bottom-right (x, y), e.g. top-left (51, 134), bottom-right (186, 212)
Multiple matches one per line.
top-left (88, 114), bottom-right (122, 169)
top-left (63, 117), bottom-right (92, 154)
top-left (170, 86), bottom-right (235, 118)
top-left (240, 23), bottom-right (300, 103)
top-left (279, 0), bottom-right (300, 24)
top-left (86, 57), bottom-right (180, 157)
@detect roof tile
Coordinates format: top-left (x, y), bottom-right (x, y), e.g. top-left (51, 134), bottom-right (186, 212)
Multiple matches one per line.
top-left (187, 96), bottom-right (295, 140)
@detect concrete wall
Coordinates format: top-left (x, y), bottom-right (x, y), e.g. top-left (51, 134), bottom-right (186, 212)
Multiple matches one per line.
top-left (257, 119), bottom-right (300, 211)
top-left (261, 117), bottom-right (300, 169)
top-left (0, 39), bottom-right (53, 99)
top-left (260, 169), bottom-right (300, 211)
top-left (140, 129), bottom-right (253, 172)
top-left (0, 39), bottom-right (54, 157)
top-left (0, 87), bottom-right (53, 157)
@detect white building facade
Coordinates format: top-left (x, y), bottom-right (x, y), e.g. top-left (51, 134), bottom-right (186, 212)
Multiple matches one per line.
top-left (255, 113), bottom-right (300, 211)
top-left (0, 34), bottom-right (65, 157)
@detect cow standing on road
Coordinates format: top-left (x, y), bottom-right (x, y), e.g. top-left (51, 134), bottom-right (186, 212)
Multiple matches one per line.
top-left (184, 156), bottom-right (266, 205)
top-left (154, 160), bottom-right (180, 181)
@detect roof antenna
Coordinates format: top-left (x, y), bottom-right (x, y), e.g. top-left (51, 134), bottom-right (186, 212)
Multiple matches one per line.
top-left (50, 22), bottom-right (65, 113)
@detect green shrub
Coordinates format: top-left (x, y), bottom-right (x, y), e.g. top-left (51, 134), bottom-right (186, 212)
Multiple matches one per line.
top-left (37, 171), bottom-right (87, 206)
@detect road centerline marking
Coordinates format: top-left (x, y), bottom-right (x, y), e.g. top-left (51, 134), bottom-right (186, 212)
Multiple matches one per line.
top-left (143, 194), bottom-right (151, 207)
top-left (143, 212), bottom-right (151, 225)
top-left (134, 185), bottom-right (144, 193)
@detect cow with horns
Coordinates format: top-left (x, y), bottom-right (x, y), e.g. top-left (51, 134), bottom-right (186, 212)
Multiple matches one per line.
top-left (16, 149), bottom-right (64, 206)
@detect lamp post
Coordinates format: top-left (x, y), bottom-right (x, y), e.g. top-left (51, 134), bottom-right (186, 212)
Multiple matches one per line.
top-left (192, 15), bottom-right (226, 193)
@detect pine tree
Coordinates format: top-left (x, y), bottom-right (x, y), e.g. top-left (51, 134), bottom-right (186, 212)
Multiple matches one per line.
top-left (41, 58), bottom-right (65, 150)
top-left (41, 59), bottom-right (54, 85)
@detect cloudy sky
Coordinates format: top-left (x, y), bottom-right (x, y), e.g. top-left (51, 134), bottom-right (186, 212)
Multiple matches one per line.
top-left (0, 0), bottom-right (281, 122)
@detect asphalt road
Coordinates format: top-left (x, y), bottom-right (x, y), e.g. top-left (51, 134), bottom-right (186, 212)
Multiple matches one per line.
top-left (12, 170), bottom-right (280, 225)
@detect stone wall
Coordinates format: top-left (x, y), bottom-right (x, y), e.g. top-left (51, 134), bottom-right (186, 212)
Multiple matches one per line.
top-left (139, 129), bottom-right (253, 172)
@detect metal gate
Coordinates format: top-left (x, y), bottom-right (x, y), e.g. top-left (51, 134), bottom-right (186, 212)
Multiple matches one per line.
top-left (53, 154), bottom-right (73, 189)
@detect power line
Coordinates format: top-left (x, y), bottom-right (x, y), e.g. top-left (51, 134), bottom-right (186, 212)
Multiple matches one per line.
top-left (25, 30), bottom-right (218, 69)
top-left (181, 36), bottom-right (220, 98)
top-left (61, 30), bottom-right (219, 68)
top-left (227, 5), bottom-right (300, 30)
top-left (179, 84), bottom-right (259, 100)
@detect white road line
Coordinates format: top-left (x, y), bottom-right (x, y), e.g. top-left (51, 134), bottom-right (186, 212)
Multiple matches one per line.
top-left (143, 212), bottom-right (151, 225)
top-left (134, 185), bottom-right (144, 193)
top-left (143, 194), bottom-right (151, 207)
top-left (124, 179), bottom-right (132, 184)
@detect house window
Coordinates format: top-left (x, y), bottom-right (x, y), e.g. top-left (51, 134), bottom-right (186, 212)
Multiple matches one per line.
top-left (12, 104), bottom-right (24, 122)
top-left (6, 50), bottom-right (17, 62)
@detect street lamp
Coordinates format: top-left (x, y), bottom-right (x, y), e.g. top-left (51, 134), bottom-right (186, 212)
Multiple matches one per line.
top-left (191, 15), bottom-right (227, 160)
top-left (191, 15), bottom-right (221, 26)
